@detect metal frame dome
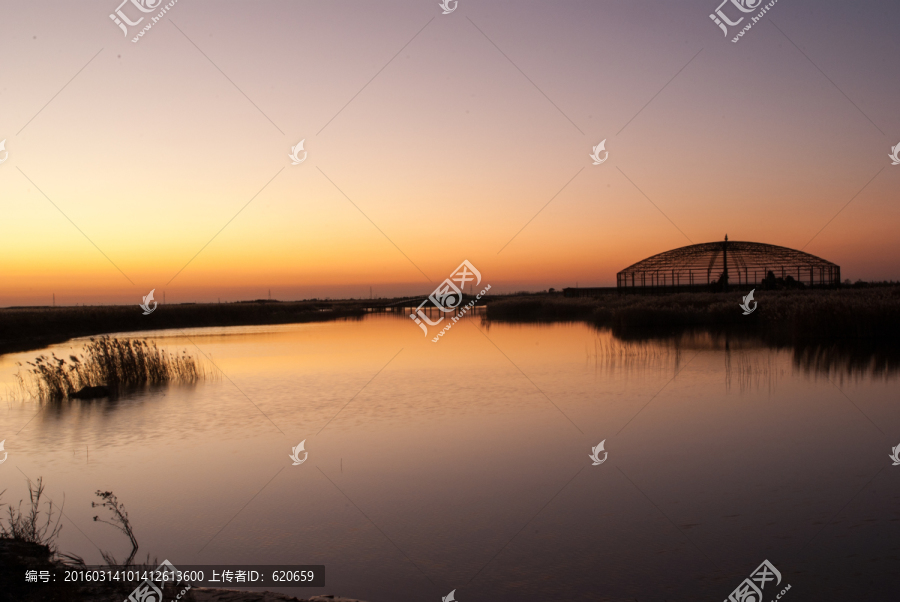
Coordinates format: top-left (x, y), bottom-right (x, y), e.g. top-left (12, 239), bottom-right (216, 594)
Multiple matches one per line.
top-left (617, 236), bottom-right (840, 289)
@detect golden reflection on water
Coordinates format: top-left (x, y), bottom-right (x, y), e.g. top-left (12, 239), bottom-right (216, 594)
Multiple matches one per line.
top-left (1, 315), bottom-right (898, 602)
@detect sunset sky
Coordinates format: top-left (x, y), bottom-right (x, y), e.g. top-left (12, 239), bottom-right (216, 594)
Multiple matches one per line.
top-left (1, 0), bottom-right (898, 305)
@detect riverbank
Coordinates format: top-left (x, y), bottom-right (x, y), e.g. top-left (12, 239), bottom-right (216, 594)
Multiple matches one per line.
top-left (486, 287), bottom-right (900, 345)
top-left (0, 300), bottom-right (370, 356)
top-left (3, 288), bottom-right (899, 358)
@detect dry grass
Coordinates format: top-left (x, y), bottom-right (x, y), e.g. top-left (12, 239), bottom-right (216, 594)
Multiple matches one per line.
top-left (15, 337), bottom-right (204, 402)
top-left (0, 477), bottom-right (64, 553)
top-left (92, 490), bottom-right (139, 567)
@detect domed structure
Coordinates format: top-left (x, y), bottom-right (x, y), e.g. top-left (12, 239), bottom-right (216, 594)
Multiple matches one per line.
top-left (616, 236), bottom-right (840, 290)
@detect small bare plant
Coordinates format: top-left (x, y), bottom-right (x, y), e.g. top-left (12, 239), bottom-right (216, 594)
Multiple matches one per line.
top-left (92, 490), bottom-right (139, 566)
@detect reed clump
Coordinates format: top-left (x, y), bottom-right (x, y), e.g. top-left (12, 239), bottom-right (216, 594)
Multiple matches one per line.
top-left (16, 337), bottom-right (203, 401)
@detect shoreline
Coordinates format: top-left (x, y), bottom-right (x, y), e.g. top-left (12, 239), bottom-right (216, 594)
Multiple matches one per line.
top-left (485, 286), bottom-right (900, 345)
top-left (2, 287), bottom-right (899, 358)
top-left (0, 300), bottom-right (372, 357)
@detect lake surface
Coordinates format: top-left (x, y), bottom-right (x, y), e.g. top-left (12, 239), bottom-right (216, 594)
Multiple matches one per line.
top-left (1, 314), bottom-right (898, 601)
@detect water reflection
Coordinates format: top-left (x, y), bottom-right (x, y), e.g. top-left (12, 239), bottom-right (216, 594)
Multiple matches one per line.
top-left (1, 315), bottom-right (898, 602)
top-left (599, 324), bottom-right (900, 380)
top-left (791, 341), bottom-right (900, 379)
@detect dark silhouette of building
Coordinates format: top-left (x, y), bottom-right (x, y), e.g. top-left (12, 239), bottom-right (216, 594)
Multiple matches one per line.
top-left (615, 235), bottom-right (840, 291)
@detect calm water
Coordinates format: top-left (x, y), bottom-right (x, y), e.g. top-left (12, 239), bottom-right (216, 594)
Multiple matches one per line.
top-left (1, 315), bottom-right (898, 601)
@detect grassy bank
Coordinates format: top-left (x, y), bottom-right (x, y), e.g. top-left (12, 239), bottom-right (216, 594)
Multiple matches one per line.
top-left (0, 300), bottom-right (370, 356)
top-left (486, 287), bottom-right (900, 344)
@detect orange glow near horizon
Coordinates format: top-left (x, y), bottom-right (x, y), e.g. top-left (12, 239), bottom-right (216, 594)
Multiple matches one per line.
top-left (1, 1), bottom-right (898, 305)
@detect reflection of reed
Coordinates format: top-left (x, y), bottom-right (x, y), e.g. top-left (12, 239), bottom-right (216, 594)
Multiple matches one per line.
top-left (793, 343), bottom-right (900, 380)
top-left (611, 328), bottom-right (900, 380)
top-left (586, 335), bottom-right (680, 377)
top-left (725, 350), bottom-right (785, 394)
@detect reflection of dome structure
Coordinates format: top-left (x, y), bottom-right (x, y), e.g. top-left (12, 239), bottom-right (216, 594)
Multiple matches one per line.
top-left (616, 236), bottom-right (840, 289)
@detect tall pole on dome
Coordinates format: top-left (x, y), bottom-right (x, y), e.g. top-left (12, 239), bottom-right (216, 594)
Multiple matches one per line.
top-left (723, 234), bottom-right (729, 291)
